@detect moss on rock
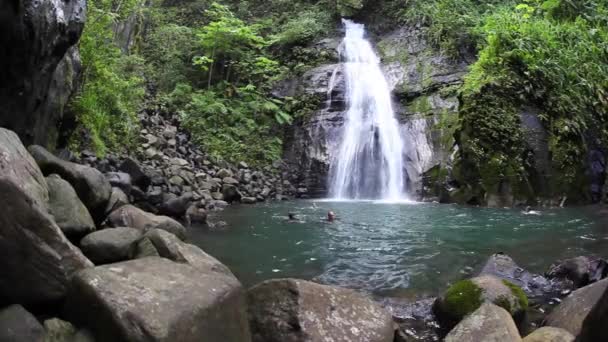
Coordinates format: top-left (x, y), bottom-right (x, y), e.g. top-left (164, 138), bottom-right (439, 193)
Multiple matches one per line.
top-left (503, 279), bottom-right (529, 311)
top-left (441, 279), bottom-right (484, 321)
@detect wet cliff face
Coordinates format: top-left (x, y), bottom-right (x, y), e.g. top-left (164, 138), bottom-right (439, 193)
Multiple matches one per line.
top-left (0, 0), bottom-right (86, 147)
top-left (282, 26), bottom-right (469, 199)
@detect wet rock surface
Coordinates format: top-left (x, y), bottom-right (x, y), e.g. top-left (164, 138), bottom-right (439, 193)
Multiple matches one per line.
top-left (248, 278), bottom-right (395, 342)
top-left (46, 174), bottom-right (96, 239)
top-left (444, 303), bottom-right (521, 342)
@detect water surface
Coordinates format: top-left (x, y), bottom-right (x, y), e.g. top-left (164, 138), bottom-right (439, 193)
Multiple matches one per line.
top-left (189, 201), bottom-right (606, 297)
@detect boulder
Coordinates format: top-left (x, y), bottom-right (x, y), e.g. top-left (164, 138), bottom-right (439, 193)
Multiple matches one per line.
top-left (0, 304), bottom-right (45, 342)
top-left (185, 204), bottom-right (207, 226)
top-left (80, 228), bottom-right (143, 265)
top-left (0, 128), bottom-right (49, 206)
top-left (119, 158), bottom-right (151, 190)
top-left (545, 278), bottom-right (608, 336)
top-left (64, 257), bottom-right (251, 342)
top-left (222, 184), bottom-right (242, 203)
top-left (29, 145), bottom-right (111, 220)
top-left (444, 303), bottom-right (521, 342)
top-left (0, 177), bottom-right (92, 306)
top-left (143, 229), bottom-right (233, 275)
top-left (106, 205), bottom-right (186, 240)
top-left (248, 279), bottom-right (394, 342)
top-left (216, 168), bottom-right (233, 179)
top-left (223, 177), bottom-right (239, 185)
top-left (105, 187), bottom-right (129, 214)
top-left (241, 197), bottom-right (257, 204)
top-left (104, 172), bottom-right (132, 195)
top-left (158, 193), bottom-right (193, 217)
top-left (434, 275), bottom-right (528, 325)
top-left (481, 253), bottom-right (560, 299)
top-left (546, 256), bottom-right (608, 288)
top-left (46, 174), bottom-right (95, 238)
top-left (577, 279), bottom-right (608, 341)
top-left (522, 327), bottom-right (574, 342)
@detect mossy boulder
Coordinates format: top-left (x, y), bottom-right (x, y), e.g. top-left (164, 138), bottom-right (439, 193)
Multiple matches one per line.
top-left (434, 275), bottom-right (528, 326)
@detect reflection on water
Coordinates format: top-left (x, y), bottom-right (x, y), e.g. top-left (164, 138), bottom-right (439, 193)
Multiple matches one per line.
top-left (188, 201), bottom-right (606, 296)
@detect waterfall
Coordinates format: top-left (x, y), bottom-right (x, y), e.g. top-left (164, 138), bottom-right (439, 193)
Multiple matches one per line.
top-left (328, 20), bottom-right (407, 201)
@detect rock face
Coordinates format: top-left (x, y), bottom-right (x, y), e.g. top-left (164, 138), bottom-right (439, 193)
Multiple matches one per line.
top-left (0, 177), bottom-right (92, 306)
top-left (80, 228), bottom-right (143, 264)
top-left (545, 278), bottom-right (608, 336)
top-left (248, 279), bottom-right (395, 342)
top-left (444, 303), bottom-right (521, 342)
top-left (0, 304), bottom-right (45, 342)
top-left (29, 145), bottom-right (111, 220)
top-left (46, 174), bottom-right (96, 238)
top-left (0, 0), bottom-right (85, 146)
top-left (0, 128), bottom-right (49, 206)
top-left (64, 257), bottom-right (251, 342)
top-left (522, 327), bottom-right (574, 342)
top-left (106, 205), bottom-right (186, 240)
top-left (434, 275), bottom-right (528, 325)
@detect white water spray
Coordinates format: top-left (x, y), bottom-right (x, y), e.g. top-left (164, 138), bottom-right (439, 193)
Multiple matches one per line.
top-left (328, 20), bottom-right (407, 200)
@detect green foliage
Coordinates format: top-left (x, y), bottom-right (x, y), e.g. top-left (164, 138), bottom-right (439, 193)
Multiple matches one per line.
top-left (70, 0), bottom-right (145, 155)
top-left (400, 0), bottom-right (517, 57)
top-left (502, 280), bottom-right (528, 310)
top-left (459, 1), bottom-right (608, 196)
top-left (272, 8), bottom-right (333, 47)
top-left (442, 279), bottom-right (483, 320)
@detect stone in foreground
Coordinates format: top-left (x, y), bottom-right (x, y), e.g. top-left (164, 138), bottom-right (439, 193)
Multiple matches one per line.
top-left (445, 302), bottom-right (521, 342)
top-left (0, 128), bottom-right (49, 207)
top-left (522, 327), bottom-right (574, 342)
top-left (248, 278), bottom-right (394, 342)
top-left (434, 275), bottom-right (528, 325)
top-left (545, 278), bottom-right (608, 336)
top-left (80, 228), bottom-right (143, 264)
top-left (29, 145), bottom-right (111, 220)
top-left (0, 304), bottom-right (45, 342)
top-left (106, 204), bottom-right (186, 240)
top-left (0, 178), bottom-right (92, 306)
top-left (64, 257), bottom-right (251, 342)
top-left (46, 174), bottom-right (96, 238)
top-left (577, 278), bottom-right (608, 341)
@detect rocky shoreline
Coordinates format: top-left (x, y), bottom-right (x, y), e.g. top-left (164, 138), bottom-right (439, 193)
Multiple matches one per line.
top-left (1, 124), bottom-right (608, 341)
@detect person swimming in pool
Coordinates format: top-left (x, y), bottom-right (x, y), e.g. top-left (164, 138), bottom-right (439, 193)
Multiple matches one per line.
top-left (327, 211), bottom-right (336, 222)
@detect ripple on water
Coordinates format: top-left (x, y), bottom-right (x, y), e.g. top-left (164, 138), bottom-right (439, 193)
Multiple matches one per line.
top-left (189, 201), bottom-right (606, 296)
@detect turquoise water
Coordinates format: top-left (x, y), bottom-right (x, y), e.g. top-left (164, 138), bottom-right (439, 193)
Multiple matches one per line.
top-left (188, 201), bottom-right (607, 296)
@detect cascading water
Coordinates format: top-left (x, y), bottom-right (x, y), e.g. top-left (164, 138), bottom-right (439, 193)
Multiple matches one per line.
top-left (328, 19), bottom-right (407, 201)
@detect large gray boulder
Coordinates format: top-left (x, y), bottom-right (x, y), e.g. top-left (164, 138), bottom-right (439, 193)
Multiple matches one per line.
top-left (118, 158), bottom-right (150, 190)
top-left (29, 145), bottom-right (111, 220)
top-left (577, 280), bottom-right (608, 341)
top-left (0, 177), bottom-right (92, 306)
top-left (0, 128), bottom-right (48, 206)
top-left (0, 0), bottom-right (85, 147)
top-left (105, 187), bottom-right (129, 215)
top-left (522, 327), bottom-right (574, 342)
top-left (0, 304), bottom-right (45, 342)
top-left (248, 279), bottom-right (395, 342)
top-left (141, 229), bottom-right (233, 275)
top-left (106, 205), bottom-right (186, 240)
top-left (46, 174), bottom-right (95, 238)
top-left (545, 278), bottom-right (608, 336)
top-left (444, 302), bottom-right (521, 342)
top-left (43, 318), bottom-right (95, 342)
top-left (222, 184), bottom-right (242, 203)
top-left (80, 228), bottom-right (143, 265)
top-left (64, 257), bottom-right (251, 342)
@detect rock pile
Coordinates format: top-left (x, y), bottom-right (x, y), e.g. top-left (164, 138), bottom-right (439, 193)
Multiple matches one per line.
top-left (76, 111), bottom-right (302, 225)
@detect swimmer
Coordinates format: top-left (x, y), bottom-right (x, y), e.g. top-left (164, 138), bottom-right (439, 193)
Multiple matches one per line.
top-left (288, 212), bottom-right (297, 221)
top-left (522, 206), bottom-right (541, 215)
top-left (327, 211), bottom-right (336, 222)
